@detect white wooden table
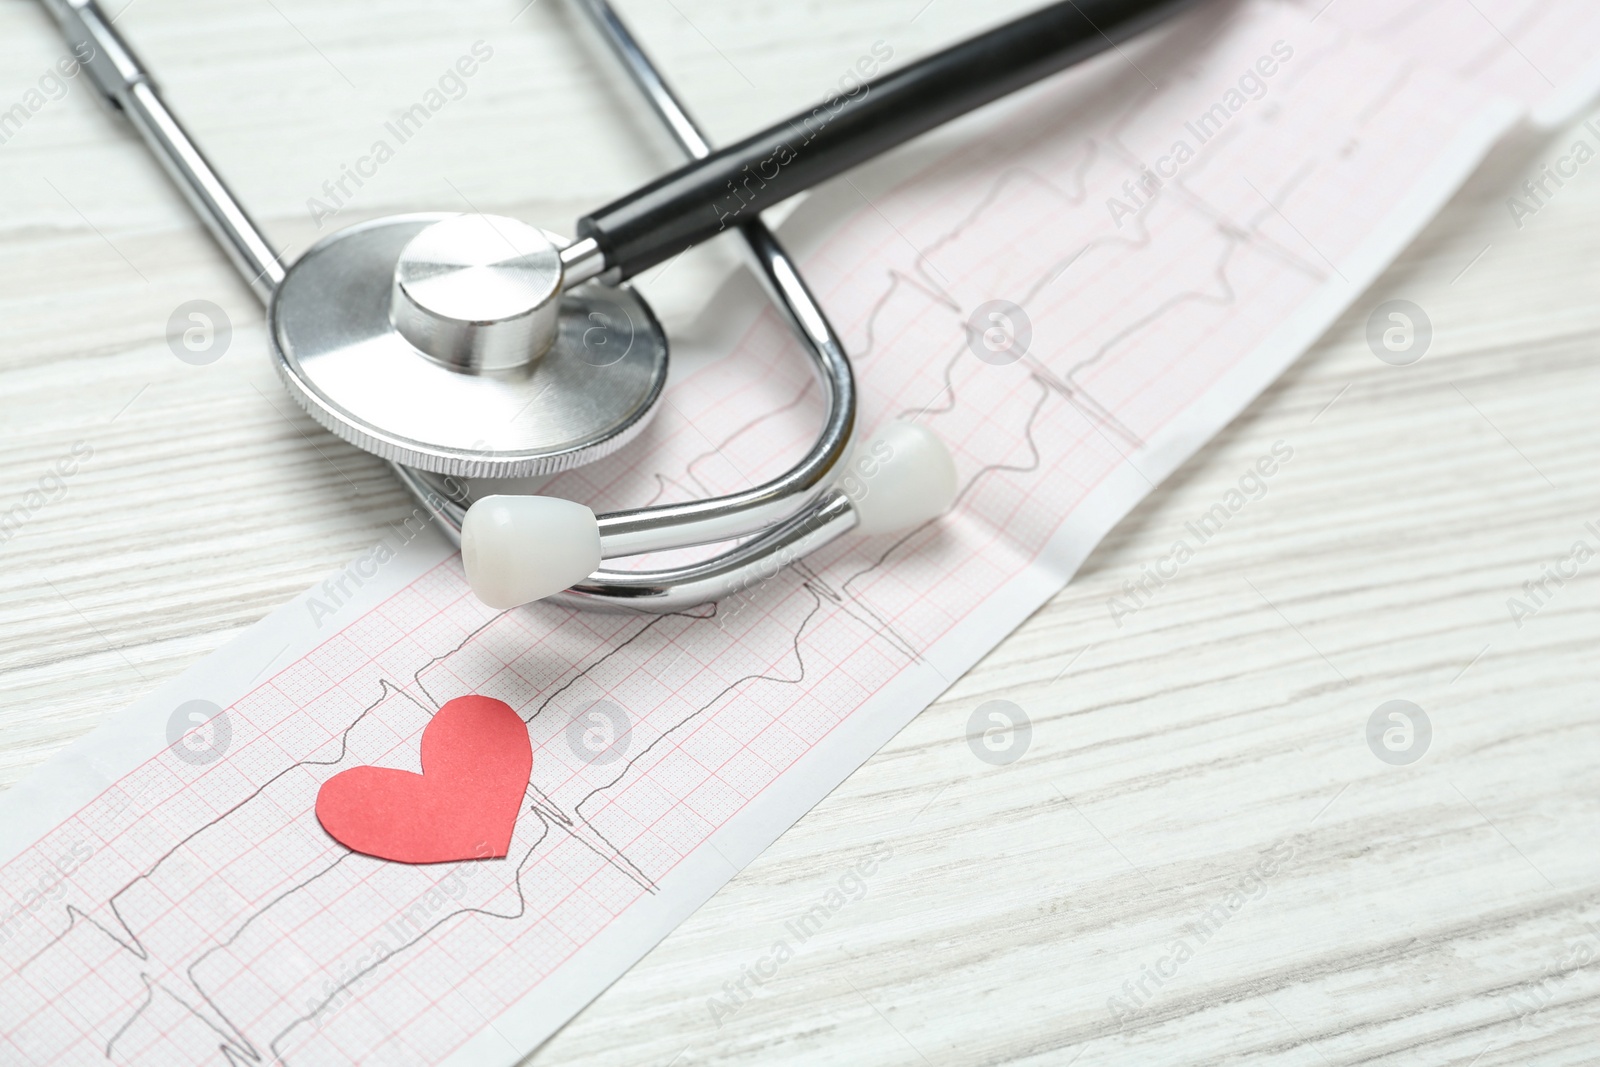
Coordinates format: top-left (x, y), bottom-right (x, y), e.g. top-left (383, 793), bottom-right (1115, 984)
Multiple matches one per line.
top-left (4, 1), bottom-right (1600, 1063)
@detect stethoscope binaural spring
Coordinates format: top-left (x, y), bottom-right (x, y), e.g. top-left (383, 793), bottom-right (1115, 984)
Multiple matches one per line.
top-left (40, 0), bottom-right (1199, 612)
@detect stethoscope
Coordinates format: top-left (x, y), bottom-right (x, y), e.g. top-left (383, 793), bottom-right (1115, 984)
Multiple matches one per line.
top-left (42, 0), bottom-right (1195, 612)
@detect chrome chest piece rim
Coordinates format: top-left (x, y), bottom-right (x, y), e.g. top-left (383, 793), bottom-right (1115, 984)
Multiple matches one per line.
top-left (268, 212), bottom-right (668, 478)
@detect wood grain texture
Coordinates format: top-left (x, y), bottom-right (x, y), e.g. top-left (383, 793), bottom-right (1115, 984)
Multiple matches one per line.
top-left (3, 1), bottom-right (1600, 1064)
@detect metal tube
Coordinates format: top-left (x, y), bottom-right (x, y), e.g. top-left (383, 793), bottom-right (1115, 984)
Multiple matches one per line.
top-left (556, 490), bottom-right (857, 612)
top-left (565, 0), bottom-right (858, 560)
top-left (569, 0), bottom-right (713, 158)
top-left (392, 464), bottom-right (857, 614)
top-left (557, 236), bottom-right (608, 285)
top-left (39, 0), bottom-right (284, 301)
top-left (122, 83), bottom-right (285, 300)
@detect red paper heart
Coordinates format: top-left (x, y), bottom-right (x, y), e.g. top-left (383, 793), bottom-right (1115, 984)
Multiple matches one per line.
top-left (316, 695), bottom-right (531, 864)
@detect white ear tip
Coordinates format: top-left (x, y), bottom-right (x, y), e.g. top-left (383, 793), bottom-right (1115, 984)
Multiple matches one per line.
top-left (460, 495), bottom-right (602, 609)
top-left (846, 421), bottom-right (959, 536)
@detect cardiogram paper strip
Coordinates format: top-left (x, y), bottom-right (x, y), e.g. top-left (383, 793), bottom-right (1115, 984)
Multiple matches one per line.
top-left (3, 2), bottom-right (1597, 1064)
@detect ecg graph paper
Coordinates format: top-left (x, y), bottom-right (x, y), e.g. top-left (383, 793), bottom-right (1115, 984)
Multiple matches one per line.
top-left (4, 2), bottom-right (1599, 1064)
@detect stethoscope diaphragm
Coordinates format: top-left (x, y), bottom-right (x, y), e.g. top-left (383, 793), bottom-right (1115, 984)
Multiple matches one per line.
top-left (270, 213), bottom-right (668, 479)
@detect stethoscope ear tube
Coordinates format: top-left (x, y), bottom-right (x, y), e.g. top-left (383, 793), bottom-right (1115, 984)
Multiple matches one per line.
top-left (577, 0), bottom-right (1207, 281)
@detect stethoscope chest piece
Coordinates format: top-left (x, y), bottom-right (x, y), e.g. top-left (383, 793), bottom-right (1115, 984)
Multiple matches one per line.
top-left (269, 212), bottom-right (668, 478)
